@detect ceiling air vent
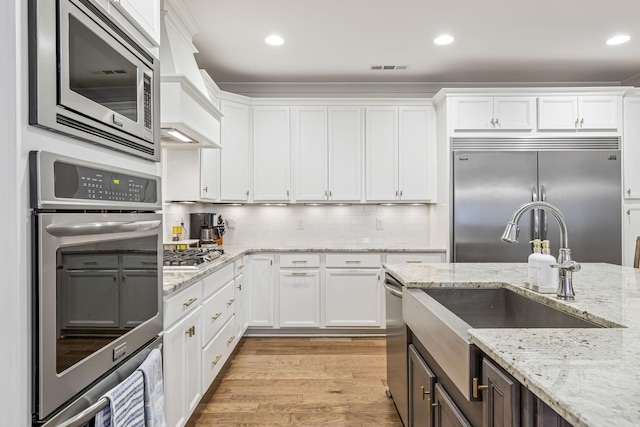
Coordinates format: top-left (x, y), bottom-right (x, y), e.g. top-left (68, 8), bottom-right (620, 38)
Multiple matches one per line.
top-left (370, 65), bottom-right (409, 71)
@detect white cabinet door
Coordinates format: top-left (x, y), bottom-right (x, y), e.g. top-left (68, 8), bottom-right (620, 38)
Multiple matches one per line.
top-left (398, 107), bottom-right (436, 201)
top-left (537, 96), bottom-right (579, 130)
top-left (234, 272), bottom-right (245, 337)
top-left (578, 96), bottom-right (620, 130)
top-left (279, 269), bottom-right (320, 327)
top-left (164, 306), bottom-right (201, 427)
top-left (450, 97), bottom-right (494, 130)
top-left (624, 97), bottom-right (640, 199)
top-left (294, 107), bottom-right (328, 201)
top-left (539, 95), bottom-right (620, 131)
top-left (366, 107), bottom-right (398, 201)
top-left (247, 255), bottom-right (275, 326)
top-left (221, 101), bottom-right (251, 202)
top-left (325, 269), bottom-right (382, 327)
top-left (493, 97), bottom-right (536, 130)
top-left (200, 148), bottom-right (219, 201)
top-left (253, 107), bottom-right (291, 201)
top-left (329, 107), bottom-right (363, 201)
top-left (110, 0), bottom-right (161, 45)
top-left (623, 207), bottom-right (640, 267)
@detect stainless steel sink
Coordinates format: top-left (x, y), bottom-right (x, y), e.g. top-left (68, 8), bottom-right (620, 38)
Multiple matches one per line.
top-left (422, 288), bottom-right (602, 329)
top-left (403, 287), bottom-right (608, 401)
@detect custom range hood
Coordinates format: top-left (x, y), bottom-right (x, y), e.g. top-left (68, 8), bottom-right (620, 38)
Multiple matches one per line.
top-left (160, 0), bottom-right (222, 148)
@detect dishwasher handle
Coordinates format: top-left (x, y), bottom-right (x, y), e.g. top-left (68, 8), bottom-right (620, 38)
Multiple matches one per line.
top-left (384, 274), bottom-right (404, 299)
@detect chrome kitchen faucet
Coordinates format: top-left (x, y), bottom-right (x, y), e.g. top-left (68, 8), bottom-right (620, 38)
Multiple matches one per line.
top-left (501, 201), bottom-right (581, 300)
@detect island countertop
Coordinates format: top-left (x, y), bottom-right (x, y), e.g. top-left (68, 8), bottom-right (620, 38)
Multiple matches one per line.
top-left (382, 262), bottom-right (640, 427)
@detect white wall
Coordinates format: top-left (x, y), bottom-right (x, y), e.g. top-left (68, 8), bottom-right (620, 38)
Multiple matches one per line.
top-left (0, 1), bottom-right (22, 425)
top-left (164, 203), bottom-right (435, 248)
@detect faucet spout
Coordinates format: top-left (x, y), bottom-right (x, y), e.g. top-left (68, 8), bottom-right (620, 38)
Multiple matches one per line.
top-left (501, 201), bottom-right (578, 301)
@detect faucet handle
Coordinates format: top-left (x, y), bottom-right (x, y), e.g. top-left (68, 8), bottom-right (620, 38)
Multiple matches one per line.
top-left (552, 260), bottom-right (581, 272)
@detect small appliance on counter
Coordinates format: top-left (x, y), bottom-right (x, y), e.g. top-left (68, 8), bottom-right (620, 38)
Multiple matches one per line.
top-left (189, 213), bottom-right (217, 245)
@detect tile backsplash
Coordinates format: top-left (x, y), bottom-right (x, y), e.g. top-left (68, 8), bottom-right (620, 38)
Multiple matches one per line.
top-left (163, 203), bottom-right (433, 247)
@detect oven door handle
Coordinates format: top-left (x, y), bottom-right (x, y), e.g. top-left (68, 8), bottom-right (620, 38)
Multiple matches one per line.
top-left (46, 219), bottom-right (161, 237)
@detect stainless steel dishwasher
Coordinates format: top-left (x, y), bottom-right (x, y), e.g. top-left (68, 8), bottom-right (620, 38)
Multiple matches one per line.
top-left (384, 273), bottom-right (407, 426)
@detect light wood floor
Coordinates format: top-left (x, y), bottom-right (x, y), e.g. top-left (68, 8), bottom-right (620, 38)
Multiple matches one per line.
top-left (186, 337), bottom-right (404, 427)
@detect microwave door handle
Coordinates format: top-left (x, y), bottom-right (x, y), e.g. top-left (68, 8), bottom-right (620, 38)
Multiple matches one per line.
top-left (45, 219), bottom-right (161, 237)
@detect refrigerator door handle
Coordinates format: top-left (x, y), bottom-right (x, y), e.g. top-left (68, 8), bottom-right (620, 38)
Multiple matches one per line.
top-left (541, 185), bottom-right (548, 240)
top-left (531, 185), bottom-right (539, 240)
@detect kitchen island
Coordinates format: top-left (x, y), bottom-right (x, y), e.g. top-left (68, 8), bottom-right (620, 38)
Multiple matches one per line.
top-left (383, 262), bottom-right (640, 427)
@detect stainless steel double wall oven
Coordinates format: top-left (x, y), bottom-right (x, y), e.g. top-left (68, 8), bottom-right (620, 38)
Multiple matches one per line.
top-left (31, 151), bottom-right (163, 426)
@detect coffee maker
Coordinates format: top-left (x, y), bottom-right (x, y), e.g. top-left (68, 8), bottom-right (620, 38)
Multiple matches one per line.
top-left (189, 213), bottom-right (216, 244)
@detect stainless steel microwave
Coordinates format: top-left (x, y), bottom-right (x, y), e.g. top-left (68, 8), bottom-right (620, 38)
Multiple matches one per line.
top-left (29, 0), bottom-right (161, 162)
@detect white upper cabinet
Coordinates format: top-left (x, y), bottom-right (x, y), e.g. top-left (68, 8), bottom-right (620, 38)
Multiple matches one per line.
top-left (398, 107), bottom-right (437, 201)
top-left (164, 148), bottom-right (219, 202)
top-left (450, 97), bottom-right (535, 131)
top-left (624, 96), bottom-right (640, 199)
top-left (293, 107), bottom-right (329, 201)
top-left (220, 101), bottom-right (251, 202)
top-left (252, 107), bottom-right (291, 201)
top-left (366, 107), bottom-right (399, 201)
top-left (112, 0), bottom-right (161, 46)
top-left (328, 107), bottom-right (363, 202)
top-left (293, 107), bottom-right (363, 202)
top-left (366, 106), bottom-right (436, 202)
top-left (538, 95), bottom-right (621, 131)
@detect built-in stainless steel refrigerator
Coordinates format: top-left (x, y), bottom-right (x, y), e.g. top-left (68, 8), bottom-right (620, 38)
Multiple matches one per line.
top-left (452, 139), bottom-right (621, 264)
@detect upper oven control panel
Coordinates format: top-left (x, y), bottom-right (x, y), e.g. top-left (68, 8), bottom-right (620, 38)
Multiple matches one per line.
top-left (54, 161), bottom-right (157, 203)
top-left (30, 151), bottom-right (162, 211)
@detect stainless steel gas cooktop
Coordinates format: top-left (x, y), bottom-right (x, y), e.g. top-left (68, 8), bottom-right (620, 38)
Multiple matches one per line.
top-left (163, 248), bottom-right (223, 269)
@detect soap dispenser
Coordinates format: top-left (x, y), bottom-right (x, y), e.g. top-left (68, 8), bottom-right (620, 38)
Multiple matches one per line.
top-left (527, 239), bottom-right (542, 288)
top-left (534, 240), bottom-right (558, 293)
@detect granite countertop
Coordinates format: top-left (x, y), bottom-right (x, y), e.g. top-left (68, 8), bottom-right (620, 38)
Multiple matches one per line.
top-left (383, 262), bottom-right (640, 427)
top-left (163, 245), bottom-right (446, 295)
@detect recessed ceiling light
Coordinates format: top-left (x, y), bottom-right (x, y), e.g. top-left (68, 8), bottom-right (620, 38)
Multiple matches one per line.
top-left (606, 34), bottom-right (631, 45)
top-left (434, 34), bottom-right (454, 45)
top-left (265, 35), bottom-right (285, 46)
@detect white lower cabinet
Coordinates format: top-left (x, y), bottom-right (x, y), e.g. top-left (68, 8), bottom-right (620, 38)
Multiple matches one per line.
top-left (202, 316), bottom-right (236, 391)
top-left (164, 303), bottom-right (202, 427)
top-left (247, 255), bottom-right (275, 327)
top-left (279, 269), bottom-right (320, 327)
top-left (325, 268), bottom-right (382, 327)
top-left (164, 263), bottom-right (245, 427)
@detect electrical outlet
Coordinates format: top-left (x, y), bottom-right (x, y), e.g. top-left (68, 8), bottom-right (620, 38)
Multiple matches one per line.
top-left (227, 218), bottom-right (236, 229)
top-left (297, 217), bottom-right (304, 230)
top-left (376, 218), bottom-right (384, 230)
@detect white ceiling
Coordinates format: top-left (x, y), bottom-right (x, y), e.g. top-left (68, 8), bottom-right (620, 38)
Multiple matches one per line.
top-left (183, 0), bottom-right (640, 87)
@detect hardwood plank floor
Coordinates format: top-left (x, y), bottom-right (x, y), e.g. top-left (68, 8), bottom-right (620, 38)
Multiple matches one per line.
top-left (186, 337), bottom-right (403, 427)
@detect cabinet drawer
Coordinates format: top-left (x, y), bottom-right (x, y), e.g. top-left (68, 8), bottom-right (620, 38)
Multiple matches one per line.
top-left (325, 253), bottom-right (380, 268)
top-left (202, 316), bottom-right (236, 391)
top-left (203, 263), bottom-right (234, 298)
top-left (164, 281), bottom-right (203, 328)
top-left (280, 253), bottom-right (320, 268)
top-left (234, 257), bottom-right (247, 276)
top-left (202, 280), bottom-right (236, 344)
top-left (386, 253), bottom-right (445, 264)
top-left (122, 254), bottom-right (158, 270)
top-left (64, 254), bottom-right (118, 270)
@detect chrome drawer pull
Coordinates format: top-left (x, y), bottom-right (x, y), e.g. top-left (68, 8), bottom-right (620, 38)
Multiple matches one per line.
top-left (406, 260), bottom-right (423, 264)
top-left (291, 260), bottom-right (308, 263)
top-left (345, 260), bottom-right (362, 264)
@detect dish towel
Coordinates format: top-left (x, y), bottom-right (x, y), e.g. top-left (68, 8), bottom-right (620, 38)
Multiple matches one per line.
top-left (137, 348), bottom-right (167, 427)
top-left (94, 370), bottom-right (145, 427)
